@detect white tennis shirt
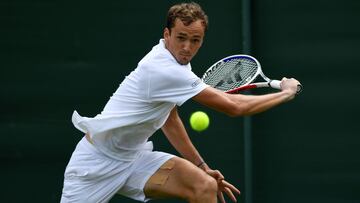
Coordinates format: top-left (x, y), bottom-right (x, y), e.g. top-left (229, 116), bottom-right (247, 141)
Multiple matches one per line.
top-left (72, 39), bottom-right (208, 161)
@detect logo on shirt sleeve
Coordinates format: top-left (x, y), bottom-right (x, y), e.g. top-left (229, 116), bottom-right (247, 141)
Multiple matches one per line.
top-left (191, 79), bottom-right (202, 87)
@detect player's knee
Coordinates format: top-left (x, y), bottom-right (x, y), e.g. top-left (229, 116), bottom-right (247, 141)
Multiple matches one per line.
top-left (203, 177), bottom-right (218, 194)
top-left (187, 175), bottom-right (218, 201)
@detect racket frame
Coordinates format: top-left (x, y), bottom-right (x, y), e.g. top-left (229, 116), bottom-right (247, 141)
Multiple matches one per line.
top-left (202, 55), bottom-right (282, 94)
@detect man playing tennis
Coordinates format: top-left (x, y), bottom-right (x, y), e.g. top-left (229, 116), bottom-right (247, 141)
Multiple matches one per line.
top-left (61, 2), bottom-right (300, 203)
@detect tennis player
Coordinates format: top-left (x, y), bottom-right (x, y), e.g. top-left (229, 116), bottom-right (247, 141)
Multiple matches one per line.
top-left (61, 2), bottom-right (300, 203)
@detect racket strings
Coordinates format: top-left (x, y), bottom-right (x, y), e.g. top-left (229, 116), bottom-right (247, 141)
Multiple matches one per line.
top-left (203, 58), bottom-right (258, 91)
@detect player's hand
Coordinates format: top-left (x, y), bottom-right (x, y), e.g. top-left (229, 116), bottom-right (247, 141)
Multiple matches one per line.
top-left (205, 169), bottom-right (241, 203)
top-left (280, 77), bottom-right (301, 97)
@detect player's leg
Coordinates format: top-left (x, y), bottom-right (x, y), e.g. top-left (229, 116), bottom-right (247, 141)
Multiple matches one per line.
top-left (144, 156), bottom-right (218, 203)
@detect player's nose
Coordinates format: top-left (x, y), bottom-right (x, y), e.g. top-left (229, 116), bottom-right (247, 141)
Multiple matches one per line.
top-left (182, 41), bottom-right (191, 52)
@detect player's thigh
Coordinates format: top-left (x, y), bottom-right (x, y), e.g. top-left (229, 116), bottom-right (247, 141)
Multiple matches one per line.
top-left (143, 156), bottom-right (213, 200)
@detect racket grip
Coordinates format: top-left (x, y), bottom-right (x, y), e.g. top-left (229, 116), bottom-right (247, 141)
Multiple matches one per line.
top-left (269, 80), bottom-right (282, 89)
top-left (270, 80), bottom-right (303, 94)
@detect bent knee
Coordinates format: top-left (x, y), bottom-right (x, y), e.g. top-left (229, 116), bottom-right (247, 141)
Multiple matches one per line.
top-left (200, 176), bottom-right (218, 194)
top-left (186, 175), bottom-right (218, 201)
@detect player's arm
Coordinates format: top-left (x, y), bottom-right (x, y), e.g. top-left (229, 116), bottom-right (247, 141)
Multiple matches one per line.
top-left (161, 106), bottom-right (205, 166)
top-left (161, 106), bottom-right (241, 201)
top-left (193, 78), bottom-right (299, 116)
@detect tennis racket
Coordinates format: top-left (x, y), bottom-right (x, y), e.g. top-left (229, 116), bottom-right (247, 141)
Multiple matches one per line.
top-left (202, 55), bottom-right (302, 94)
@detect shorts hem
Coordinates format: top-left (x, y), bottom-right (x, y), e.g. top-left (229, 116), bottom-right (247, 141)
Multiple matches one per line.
top-left (138, 154), bottom-right (175, 202)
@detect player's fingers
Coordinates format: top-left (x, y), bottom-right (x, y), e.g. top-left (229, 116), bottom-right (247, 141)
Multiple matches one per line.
top-left (218, 191), bottom-right (226, 203)
top-left (283, 77), bottom-right (299, 84)
top-left (223, 187), bottom-right (237, 202)
top-left (222, 180), bottom-right (241, 194)
top-left (207, 169), bottom-right (225, 180)
top-left (214, 169), bottom-right (224, 178)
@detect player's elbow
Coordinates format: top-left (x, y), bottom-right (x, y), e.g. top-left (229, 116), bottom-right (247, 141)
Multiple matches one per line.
top-left (224, 101), bottom-right (249, 117)
top-left (225, 110), bottom-right (239, 117)
top-left (228, 108), bottom-right (250, 117)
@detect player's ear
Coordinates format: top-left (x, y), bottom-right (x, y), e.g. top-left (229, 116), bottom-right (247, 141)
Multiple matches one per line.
top-left (163, 28), bottom-right (170, 41)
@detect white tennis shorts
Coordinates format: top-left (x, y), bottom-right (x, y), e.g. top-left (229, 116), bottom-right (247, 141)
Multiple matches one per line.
top-left (60, 137), bottom-right (174, 203)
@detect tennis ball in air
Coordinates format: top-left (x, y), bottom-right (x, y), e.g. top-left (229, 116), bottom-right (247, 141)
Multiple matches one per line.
top-left (190, 111), bottom-right (210, 132)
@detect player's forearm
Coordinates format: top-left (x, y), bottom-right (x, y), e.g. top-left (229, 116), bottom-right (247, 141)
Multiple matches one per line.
top-left (163, 125), bottom-right (204, 165)
top-left (230, 89), bottom-right (294, 116)
top-left (162, 109), bottom-right (204, 166)
top-left (193, 87), bottom-right (295, 117)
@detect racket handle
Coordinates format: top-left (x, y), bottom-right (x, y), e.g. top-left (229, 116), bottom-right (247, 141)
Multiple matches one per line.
top-left (269, 80), bottom-right (282, 89)
top-left (269, 80), bottom-right (303, 94)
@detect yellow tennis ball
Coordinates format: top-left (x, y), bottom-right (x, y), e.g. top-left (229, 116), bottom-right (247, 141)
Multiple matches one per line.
top-left (190, 111), bottom-right (210, 132)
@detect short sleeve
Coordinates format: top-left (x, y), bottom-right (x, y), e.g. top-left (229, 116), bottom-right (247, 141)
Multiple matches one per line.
top-left (148, 64), bottom-right (208, 106)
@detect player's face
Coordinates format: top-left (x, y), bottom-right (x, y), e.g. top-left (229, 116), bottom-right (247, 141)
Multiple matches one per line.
top-left (164, 19), bottom-right (205, 65)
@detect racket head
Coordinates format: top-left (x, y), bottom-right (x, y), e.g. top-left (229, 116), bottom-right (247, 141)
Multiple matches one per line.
top-left (202, 55), bottom-right (263, 92)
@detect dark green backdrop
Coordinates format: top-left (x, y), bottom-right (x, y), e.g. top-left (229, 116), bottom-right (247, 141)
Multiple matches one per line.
top-left (251, 1), bottom-right (360, 202)
top-left (1, 0), bottom-right (359, 202)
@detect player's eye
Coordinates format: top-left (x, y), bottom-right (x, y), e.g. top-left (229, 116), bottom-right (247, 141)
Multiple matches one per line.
top-left (191, 39), bottom-right (201, 44)
top-left (177, 36), bottom-right (186, 41)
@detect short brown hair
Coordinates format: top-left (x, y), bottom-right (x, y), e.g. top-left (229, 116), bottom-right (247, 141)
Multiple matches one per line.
top-left (166, 2), bottom-right (208, 31)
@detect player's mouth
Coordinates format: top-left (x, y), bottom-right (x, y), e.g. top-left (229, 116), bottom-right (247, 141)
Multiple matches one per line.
top-left (177, 55), bottom-right (191, 64)
top-left (180, 53), bottom-right (191, 57)
top-left (180, 53), bottom-right (192, 60)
